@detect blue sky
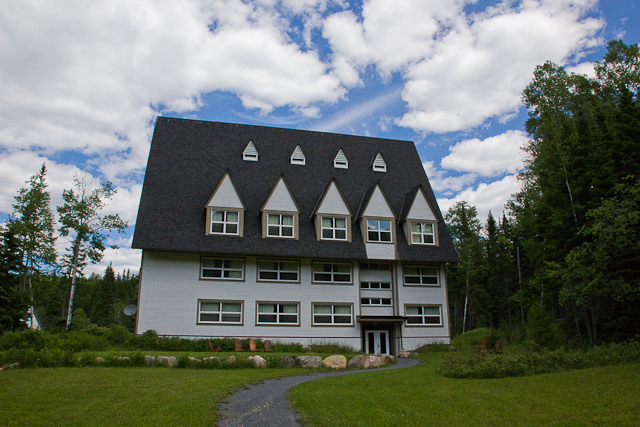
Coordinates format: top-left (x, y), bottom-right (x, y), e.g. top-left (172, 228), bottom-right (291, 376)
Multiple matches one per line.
top-left (0, 0), bottom-right (638, 275)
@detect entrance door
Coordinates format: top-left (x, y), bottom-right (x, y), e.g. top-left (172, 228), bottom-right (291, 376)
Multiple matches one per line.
top-left (365, 330), bottom-right (389, 355)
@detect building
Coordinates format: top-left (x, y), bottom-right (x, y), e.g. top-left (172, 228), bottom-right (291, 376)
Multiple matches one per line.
top-left (132, 117), bottom-right (458, 355)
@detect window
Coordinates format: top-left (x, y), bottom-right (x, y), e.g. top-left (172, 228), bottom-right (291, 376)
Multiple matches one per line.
top-left (360, 282), bottom-right (391, 290)
top-left (410, 221), bottom-right (435, 245)
top-left (312, 304), bottom-right (353, 325)
top-left (405, 305), bottom-right (442, 326)
top-left (321, 217), bottom-right (347, 240)
top-left (258, 260), bottom-right (299, 282)
top-left (201, 258), bottom-right (244, 280)
top-left (313, 262), bottom-right (352, 283)
top-left (267, 213), bottom-right (294, 238)
top-left (366, 219), bottom-right (392, 242)
top-left (210, 210), bottom-right (240, 235)
top-left (198, 301), bottom-right (242, 324)
top-left (359, 262), bottom-right (391, 270)
top-left (257, 303), bottom-right (299, 325)
top-left (403, 265), bottom-right (438, 286)
top-left (361, 298), bottom-right (392, 306)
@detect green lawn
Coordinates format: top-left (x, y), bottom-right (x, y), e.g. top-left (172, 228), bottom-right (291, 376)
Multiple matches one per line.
top-left (289, 353), bottom-right (640, 426)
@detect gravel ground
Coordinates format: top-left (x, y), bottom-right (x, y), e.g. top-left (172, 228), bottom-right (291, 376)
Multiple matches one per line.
top-left (217, 357), bottom-right (420, 427)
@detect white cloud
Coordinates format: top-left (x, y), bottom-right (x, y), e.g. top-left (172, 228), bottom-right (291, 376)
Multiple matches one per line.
top-left (566, 61), bottom-right (596, 78)
top-left (85, 237), bottom-right (142, 276)
top-left (440, 130), bottom-right (526, 176)
top-left (422, 161), bottom-right (477, 192)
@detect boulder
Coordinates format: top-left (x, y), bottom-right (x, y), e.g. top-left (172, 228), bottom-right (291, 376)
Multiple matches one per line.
top-left (144, 355), bottom-right (156, 366)
top-left (301, 345), bottom-right (312, 352)
top-left (112, 356), bottom-right (131, 364)
top-left (295, 355), bottom-right (322, 368)
top-left (0, 363), bottom-right (19, 371)
top-left (225, 355), bottom-right (237, 366)
top-left (203, 356), bottom-right (220, 366)
top-left (248, 355), bottom-right (267, 368)
top-left (279, 355), bottom-right (295, 368)
top-left (95, 357), bottom-right (106, 365)
top-left (322, 355), bottom-right (347, 369)
top-left (157, 356), bottom-right (178, 367)
top-left (188, 357), bottom-right (202, 368)
top-left (378, 355), bottom-right (396, 366)
top-left (398, 351), bottom-right (417, 358)
top-left (347, 355), bottom-right (381, 369)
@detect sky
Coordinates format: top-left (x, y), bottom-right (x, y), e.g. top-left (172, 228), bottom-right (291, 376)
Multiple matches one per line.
top-left (1, 0), bottom-right (638, 276)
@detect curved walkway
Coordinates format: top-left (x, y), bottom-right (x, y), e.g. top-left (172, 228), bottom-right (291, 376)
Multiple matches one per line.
top-left (217, 357), bottom-right (420, 427)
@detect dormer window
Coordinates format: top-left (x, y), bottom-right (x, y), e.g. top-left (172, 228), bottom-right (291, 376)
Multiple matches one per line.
top-left (243, 141), bottom-right (258, 161)
top-left (321, 217), bottom-right (348, 240)
top-left (210, 210), bottom-right (240, 235)
top-left (261, 175), bottom-right (300, 240)
top-left (403, 186), bottom-right (439, 246)
top-left (267, 213), bottom-right (295, 238)
top-left (290, 145), bottom-right (306, 165)
top-left (205, 172), bottom-right (245, 237)
top-left (410, 221), bottom-right (435, 245)
top-left (312, 180), bottom-right (352, 242)
top-left (366, 219), bottom-right (392, 242)
top-left (333, 149), bottom-right (348, 169)
top-left (372, 153), bottom-right (387, 172)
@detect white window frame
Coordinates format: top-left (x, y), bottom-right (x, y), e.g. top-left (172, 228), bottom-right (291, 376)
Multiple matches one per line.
top-left (201, 257), bottom-right (245, 281)
top-left (257, 260), bottom-right (300, 282)
top-left (360, 282), bottom-right (392, 290)
top-left (256, 302), bottom-right (300, 325)
top-left (366, 219), bottom-right (393, 243)
top-left (312, 262), bottom-right (353, 284)
top-left (360, 262), bottom-right (391, 271)
top-left (409, 221), bottom-right (436, 245)
top-left (312, 303), bottom-right (354, 326)
top-left (402, 265), bottom-right (439, 286)
top-left (405, 305), bottom-right (443, 326)
top-left (198, 300), bottom-right (243, 324)
top-left (320, 216), bottom-right (348, 241)
top-left (210, 210), bottom-right (240, 235)
top-left (266, 213), bottom-right (295, 238)
top-left (361, 298), bottom-right (392, 306)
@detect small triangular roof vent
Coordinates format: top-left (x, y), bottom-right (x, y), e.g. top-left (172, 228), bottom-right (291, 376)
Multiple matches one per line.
top-left (243, 141), bottom-right (258, 161)
top-left (290, 145), bottom-right (306, 165)
top-left (333, 149), bottom-right (348, 169)
top-left (372, 152), bottom-right (387, 172)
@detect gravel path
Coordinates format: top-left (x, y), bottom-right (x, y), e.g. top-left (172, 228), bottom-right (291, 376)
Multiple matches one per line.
top-left (217, 357), bottom-right (420, 427)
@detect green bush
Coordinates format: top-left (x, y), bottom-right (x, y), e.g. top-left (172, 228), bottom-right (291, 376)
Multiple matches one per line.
top-left (451, 328), bottom-right (491, 347)
top-left (527, 305), bottom-right (560, 350)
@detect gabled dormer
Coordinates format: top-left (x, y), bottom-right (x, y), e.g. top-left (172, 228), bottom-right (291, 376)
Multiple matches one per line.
top-left (205, 172), bottom-right (246, 237)
top-left (357, 183), bottom-right (397, 260)
top-left (311, 179), bottom-right (353, 242)
top-left (290, 145), bottom-right (306, 165)
top-left (333, 149), bottom-right (348, 169)
top-left (261, 175), bottom-right (301, 239)
top-left (400, 186), bottom-right (439, 246)
top-left (242, 141), bottom-right (258, 161)
top-left (371, 152), bottom-right (387, 172)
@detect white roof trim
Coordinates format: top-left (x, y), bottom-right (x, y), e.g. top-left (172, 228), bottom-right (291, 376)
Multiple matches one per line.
top-left (290, 145), bottom-right (306, 165)
top-left (333, 149), bottom-right (349, 169)
top-left (372, 153), bottom-right (386, 172)
top-left (243, 141), bottom-right (258, 161)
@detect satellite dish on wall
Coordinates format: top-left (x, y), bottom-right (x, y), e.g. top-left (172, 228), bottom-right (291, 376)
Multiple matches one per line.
top-left (124, 305), bottom-right (137, 316)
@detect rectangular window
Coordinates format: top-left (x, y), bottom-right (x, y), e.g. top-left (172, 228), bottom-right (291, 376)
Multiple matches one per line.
top-left (198, 301), bottom-right (242, 324)
top-left (210, 210), bottom-right (240, 235)
top-left (201, 258), bottom-right (244, 280)
top-left (361, 298), bottom-right (392, 306)
top-left (360, 282), bottom-right (391, 290)
top-left (403, 265), bottom-right (439, 286)
top-left (405, 305), bottom-right (442, 326)
top-left (313, 262), bottom-right (352, 283)
top-left (366, 219), bottom-right (392, 242)
top-left (257, 303), bottom-right (299, 325)
top-left (312, 304), bottom-right (353, 325)
top-left (360, 262), bottom-right (391, 271)
top-left (321, 217), bottom-right (347, 240)
top-left (410, 221), bottom-right (435, 245)
top-left (267, 213), bottom-right (294, 238)
top-left (258, 260), bottom-right (299, 282)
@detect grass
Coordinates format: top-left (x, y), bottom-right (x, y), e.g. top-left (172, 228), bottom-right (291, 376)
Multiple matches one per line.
top-left (288, 353), bottom-right (640, 426)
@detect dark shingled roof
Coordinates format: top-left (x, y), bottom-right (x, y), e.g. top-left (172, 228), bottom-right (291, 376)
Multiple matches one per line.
top-left (132, 117), bottom-right (459, 263)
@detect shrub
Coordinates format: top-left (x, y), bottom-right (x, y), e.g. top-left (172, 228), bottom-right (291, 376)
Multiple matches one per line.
top-left (527, 305), bottom-right (560, 350)
top-left (451, 328), bottom-right (491, 347)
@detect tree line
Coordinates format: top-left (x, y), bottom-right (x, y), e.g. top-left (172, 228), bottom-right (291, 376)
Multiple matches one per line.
top-left (0, 167), bottom-right (130, 332)
top-left (446, 40), bottom-right (640, 346)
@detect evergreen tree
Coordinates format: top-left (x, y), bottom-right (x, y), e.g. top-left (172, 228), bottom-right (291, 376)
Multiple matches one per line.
top-left (0, 228), bottom-right (29, 332)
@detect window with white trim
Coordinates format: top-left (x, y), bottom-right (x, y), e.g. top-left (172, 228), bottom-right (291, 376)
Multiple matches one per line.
top-left (360, 262), bottom-right (391, 270)
top-left (313, 262), bottom-right (352, 283)
top-left (403, 265), bottom-right (438, 285)
top-left (267, 213), bottom-right (294, 238)
top-left (366, 219), bottom-right (392, 242)
top-left (405, 305), bottom-right (442, 325)
top-left (198, 301), bottom-right (242, 324)
top-left (361, 298), bottom-right (392, 306)
top-left (201, 258), bottom-right (244, 280)
top-left (258, 260), bottom-right (299, 282)
top-left (360, 282), bottom-right (391, 290)
top-left (210, 210), bottom-right (240, 235)
top-left (410, 221), bottom-right (435, 245)
top-left (321, 216), bottom-right (347, 240)
top-left (312, 304), bottom-right (353, 325)
top-left (257, 303), bottom-right (299, 324)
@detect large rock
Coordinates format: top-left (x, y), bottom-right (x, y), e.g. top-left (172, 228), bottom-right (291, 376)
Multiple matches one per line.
top-left (347, 355), bottom-right (381, 369)
top-left (95, 357), bottom-right (106, 365)
top-left (398, 351), bottom-right (418, 358)
top-left (279, 355), bottom-right (295, 368)
top-left (112, 356), bottom-right (131, 365)
top-left (188, 357), bottom-right (202, 368)
top-left (144, 355), bottom-right (156, 366)
top-left (203, 356), bottom-right (220, 366)
top-left (225, 355), bottom-right (238, 366)
top-left (248, 355), bottom-right (267, 368)
top-left (157, 356), bottom-right (178, 367)
top-left (295, 355), bottom-right (322, 368)
top-left (301, 345), bottom-right (312, 352)
top-left (322, 355), bottom-right (347, 369)
top-left (379, 355), bottom-right (396, 366)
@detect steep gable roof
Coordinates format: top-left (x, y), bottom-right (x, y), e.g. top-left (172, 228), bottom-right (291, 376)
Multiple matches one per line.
top-left (205, 171), bottom-right (245, 209)
top-left (399, 185), bottom-right (437, 222)
top-left (262, 175), bottom-right (300, 213)
top-left (132, 118), bottom-right (458, 262)
top-left (311, 179), bottom-right (352, 218)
